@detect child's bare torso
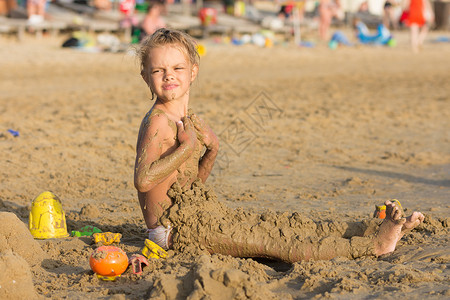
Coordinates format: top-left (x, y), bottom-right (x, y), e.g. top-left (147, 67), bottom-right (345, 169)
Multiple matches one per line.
top-left (136, 108), bottom-right (203, 227)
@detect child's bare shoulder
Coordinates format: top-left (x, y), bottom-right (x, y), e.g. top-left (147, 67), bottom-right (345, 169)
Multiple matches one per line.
top-left (140, 108), bottom-right (177, 139)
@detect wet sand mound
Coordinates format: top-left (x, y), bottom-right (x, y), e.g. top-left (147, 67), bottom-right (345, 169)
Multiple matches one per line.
top-left (0, 212), bottom-right (45, 266)
top-left (0, 251), bottom-right (38, 300)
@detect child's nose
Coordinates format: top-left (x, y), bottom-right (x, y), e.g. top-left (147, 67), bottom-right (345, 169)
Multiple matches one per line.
top-left (163, 70), bottom-right (175, 81)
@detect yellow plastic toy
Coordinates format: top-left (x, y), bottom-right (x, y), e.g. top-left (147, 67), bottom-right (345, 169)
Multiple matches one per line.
top-left (93, 232), bottom-right (122, 245)
top-left (29, 191), bottom-right (69, 239)
top-left (141, 239), bottom-right (168, 259)
top-left (374, 199), bottom-right (402, 219)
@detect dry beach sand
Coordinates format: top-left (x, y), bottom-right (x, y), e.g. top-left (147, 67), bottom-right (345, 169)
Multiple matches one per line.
top-left (0, 30), bottom-right (449, 299)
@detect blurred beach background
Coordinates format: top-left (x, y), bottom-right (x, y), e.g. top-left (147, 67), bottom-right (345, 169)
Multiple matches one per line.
top-left (1, 0), bottom-right (449, 299)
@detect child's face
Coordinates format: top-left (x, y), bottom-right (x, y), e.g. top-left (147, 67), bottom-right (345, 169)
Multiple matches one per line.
top-left (142, 45), bottom-right (198, 103)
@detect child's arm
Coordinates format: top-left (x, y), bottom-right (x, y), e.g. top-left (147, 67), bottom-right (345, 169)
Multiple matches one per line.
top-left (189, 113), bottom-right (219, 182)
top-left (424, 0), bottom-right (434, 23)
top-left (197, 145), bottom-right (218, 182)
top-left (134, 115), bottom-right (197, 193)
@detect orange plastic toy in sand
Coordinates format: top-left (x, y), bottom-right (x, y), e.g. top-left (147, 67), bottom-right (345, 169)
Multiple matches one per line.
top-left (89, 246), bottom-right (128, 280)
top-left (373, 199), bottom-right (402, 219)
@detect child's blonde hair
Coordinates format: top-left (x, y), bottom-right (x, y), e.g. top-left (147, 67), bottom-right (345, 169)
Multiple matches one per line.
top-left (139, 28), bottom-right (200, 72)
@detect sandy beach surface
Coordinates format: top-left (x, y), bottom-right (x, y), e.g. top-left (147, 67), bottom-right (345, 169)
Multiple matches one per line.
top-left (0, 29), bottom-right (449, 299)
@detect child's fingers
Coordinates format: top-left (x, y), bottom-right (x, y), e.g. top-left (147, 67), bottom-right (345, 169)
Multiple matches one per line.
top-left (176, 120), bottom-right (185, 132)
top-left (189, 114), bottom-right (201, 129)
top-left (189, 113), bottom-right (202, 124)
top-left (189, 113), bottom-right (199, 122)
top-left (190, 114), bottom-right (207, 132)
top-left (187, 115), bottom-right (205, 136)
top-left (182, 117), bottom-right (197, 138)
top-left (181, 116), bottom-right (192, 129)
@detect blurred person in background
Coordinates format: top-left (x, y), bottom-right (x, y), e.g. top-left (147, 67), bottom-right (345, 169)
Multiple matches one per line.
top-left (403, 0), bottom-right (434, 52)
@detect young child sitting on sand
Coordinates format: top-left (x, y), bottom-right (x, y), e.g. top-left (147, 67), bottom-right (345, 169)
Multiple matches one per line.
top-left (134, 28), bottom-right (424, 262)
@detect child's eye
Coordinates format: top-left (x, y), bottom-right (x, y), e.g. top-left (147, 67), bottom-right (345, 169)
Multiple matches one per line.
top-left (152, 70), bottom-right (161, 74)
top-left (175, 67), bottom-right (184, 70)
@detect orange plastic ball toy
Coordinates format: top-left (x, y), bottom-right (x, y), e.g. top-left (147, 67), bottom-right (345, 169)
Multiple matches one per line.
top-left (89, 246), bottom-right (128, 277)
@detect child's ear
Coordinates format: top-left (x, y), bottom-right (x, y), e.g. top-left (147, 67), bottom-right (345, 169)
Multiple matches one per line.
top-left (191, 64), bottom-right (199, 82)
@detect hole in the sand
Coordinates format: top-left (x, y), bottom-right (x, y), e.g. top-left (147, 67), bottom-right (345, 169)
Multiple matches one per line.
top-left (250, 257), bottom-right (292, 272)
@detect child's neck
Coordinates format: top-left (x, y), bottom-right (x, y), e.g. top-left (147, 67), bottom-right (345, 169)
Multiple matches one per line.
top-left (154, 98), bottom-right (188, 122)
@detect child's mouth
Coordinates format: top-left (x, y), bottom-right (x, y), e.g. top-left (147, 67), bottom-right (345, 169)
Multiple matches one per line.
top-left (163, 84), bottom-right (178, 90)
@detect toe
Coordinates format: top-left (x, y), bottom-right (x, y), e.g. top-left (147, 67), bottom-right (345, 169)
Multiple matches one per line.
top-left (385, 202), bottom-right (394, 216)
top-left (418, 212), bottom-right (424, 223)
top-left (393, 206), bottom-right (401, 220)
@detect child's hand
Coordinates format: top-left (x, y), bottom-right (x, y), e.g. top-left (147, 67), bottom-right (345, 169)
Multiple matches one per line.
top-left (176, 117), bottom-right (197, 150)
top-left (189, 113), bottom-right (218, 151)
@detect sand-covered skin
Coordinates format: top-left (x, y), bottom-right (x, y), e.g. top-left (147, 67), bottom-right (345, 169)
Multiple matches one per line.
top-left (0, 31), bottom-right (449, 299)
top-left (166, 179), bottom-right (382, 262)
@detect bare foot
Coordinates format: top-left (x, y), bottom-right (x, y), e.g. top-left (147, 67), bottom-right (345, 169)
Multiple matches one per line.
top-left (402, 211), bottom-right (424, 233)
top-left (374, 200), bottom-right (406, 256)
